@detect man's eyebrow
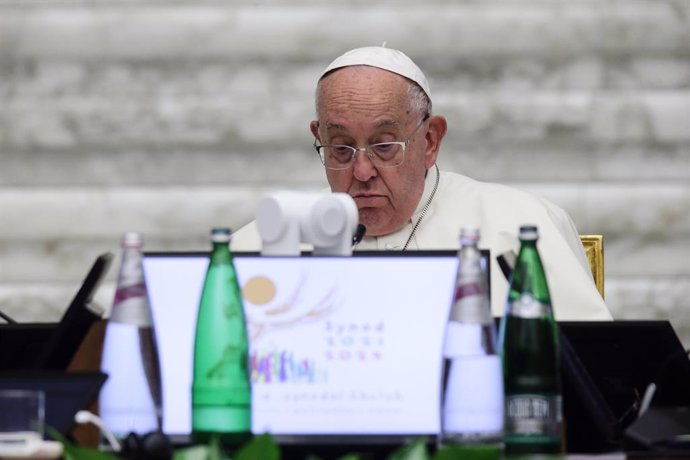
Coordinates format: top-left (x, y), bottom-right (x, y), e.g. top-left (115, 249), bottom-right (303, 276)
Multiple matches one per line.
top-left (324, 122), bottom-right (346, 131)
top-left (324, 120), bottom-right (401, 131)
top-left (376, 120), bottom-right (401, 129)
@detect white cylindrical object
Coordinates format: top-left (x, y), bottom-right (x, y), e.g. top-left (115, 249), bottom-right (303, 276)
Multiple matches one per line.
top-left (307, 193), bottom-right (358, 256)
top-left (256, 191), bottom-right (317, 256)
top-left (255, 191), bottom-right (358, 256)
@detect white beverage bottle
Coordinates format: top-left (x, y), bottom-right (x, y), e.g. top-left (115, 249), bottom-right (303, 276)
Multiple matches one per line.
top-left (441, 227), bottom-right (504, 446)
top-left (99, 232), bottom-right (162, 439)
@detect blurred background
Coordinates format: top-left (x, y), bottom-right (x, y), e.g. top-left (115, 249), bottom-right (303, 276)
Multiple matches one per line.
top-left (0, 1), bottom-right (688, 346)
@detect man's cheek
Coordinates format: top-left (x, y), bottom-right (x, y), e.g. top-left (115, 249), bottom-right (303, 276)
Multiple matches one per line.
top-left (326, 173), bottom-right (350, 192)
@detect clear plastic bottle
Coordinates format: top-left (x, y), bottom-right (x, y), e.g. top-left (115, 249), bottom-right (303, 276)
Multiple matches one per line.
top-left (192, 228), bottom-right (251, 445)
top-left (100, 232), bottom-right (162, 438)
top-left (498, 224), bottom-right (563, 455)
top-left (441, 227), bottom-right (504, 446)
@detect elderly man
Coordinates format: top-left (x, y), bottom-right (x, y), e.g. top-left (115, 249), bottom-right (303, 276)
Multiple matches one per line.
top-left (232, 46), bottom-right (611, 321)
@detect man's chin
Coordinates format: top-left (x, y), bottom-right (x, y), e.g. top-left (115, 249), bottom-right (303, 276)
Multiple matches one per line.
top-left (358, 211), bottom-right (403, 237)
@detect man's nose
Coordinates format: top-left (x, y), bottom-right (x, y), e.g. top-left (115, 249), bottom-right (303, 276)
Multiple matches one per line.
top-left (352, 149), bottom-right (378, 182)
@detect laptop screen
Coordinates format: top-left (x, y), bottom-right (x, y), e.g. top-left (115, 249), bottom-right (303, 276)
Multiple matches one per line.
top-left (143, 251), bottom-right (470, 443)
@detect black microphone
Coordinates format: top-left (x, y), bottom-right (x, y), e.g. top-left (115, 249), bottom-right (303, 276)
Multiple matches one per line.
top-left (0, 309), bottom-right (17, 324)
top-left (352, 224), bottom-right (366, 246)
top-left (497, 250), bottom-right (517, 282)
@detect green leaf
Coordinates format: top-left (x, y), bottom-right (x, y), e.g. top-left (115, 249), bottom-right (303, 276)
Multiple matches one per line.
top-left (173, 445), bottom-right (215, 460)
top-left (45, 426), bottom-right (119, 460)
top-left (208, 435), bottom-right (230, 460)
top-left (433, 444), bottom-right (501, 460)
top-left (386, 438), bottom-right (430, 460)
top-left (234, 433), bottom-right (280, 460)
top-left (173, 435), bottom-right (233, 460)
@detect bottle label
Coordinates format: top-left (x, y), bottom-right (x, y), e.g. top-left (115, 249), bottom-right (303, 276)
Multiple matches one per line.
top-left (449, 282), bottom-right (491, 324)
top-left (112, 248), bottom-right (154, 326)
top-left (111, 283), bottom-right (154, 326)
top-left (455, 282), bottom-right (482, 299)
top-left (510, 293), bottom-right (550, 319)
top-left (505, 394), bottom-right (562, 436)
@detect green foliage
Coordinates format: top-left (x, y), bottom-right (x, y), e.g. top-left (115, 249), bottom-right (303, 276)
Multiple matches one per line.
top-left (46, 427), bottom-right (119, 460)
top-left (387, 438), bottom-right (430, 460)
top-left (173, 433), bottom-right (279, 460)
top-left (235, 433), bottom-right (280, 460)
top-left (172, 445), bottom-right (212, 460)
top-left (434, 443), bottom-right (501, 460)
top-left (48, 429), bottom-right (500, 460)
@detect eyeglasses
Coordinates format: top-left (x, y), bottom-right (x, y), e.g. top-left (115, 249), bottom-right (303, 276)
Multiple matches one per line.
top-left (314, 114), bottom-right (430, 170)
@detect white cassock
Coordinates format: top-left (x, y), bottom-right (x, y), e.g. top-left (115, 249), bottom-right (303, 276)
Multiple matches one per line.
top-left (231, 165), bottom-right (612, 321)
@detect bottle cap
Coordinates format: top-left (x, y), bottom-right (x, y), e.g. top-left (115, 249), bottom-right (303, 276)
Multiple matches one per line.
top-left (121, 232), bottom-right (143, 248)
top-left (210, 227), bottom-right (232, 243)
top-left (519, 225), bottom-right (539, 241)
top-left (459, 226), bottom-right (480, 245)
top-left (460, 226), bottom-right (480, 238)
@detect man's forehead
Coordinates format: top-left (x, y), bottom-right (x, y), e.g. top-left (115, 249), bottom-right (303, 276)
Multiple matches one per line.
top-left (318, 67), bottom-right (413, 116)
top-left (316, 66), bottom-right (416, 129)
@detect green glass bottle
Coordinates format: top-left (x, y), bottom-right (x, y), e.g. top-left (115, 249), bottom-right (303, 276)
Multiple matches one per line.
top-left (498, 225), bottom-right (563, 456)
top-left (192, 227), bottom-right (251, 445)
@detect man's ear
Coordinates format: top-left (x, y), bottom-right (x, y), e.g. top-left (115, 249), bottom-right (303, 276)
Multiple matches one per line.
top-left (310, 120), bottom-right (320, 139)
top-left (424, 115), bottom-right (448, 168)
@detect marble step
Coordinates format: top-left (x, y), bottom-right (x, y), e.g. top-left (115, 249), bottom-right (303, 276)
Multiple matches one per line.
top-left (0, 2), bottom-right (687, 60)
top-left (1, 145), bottom-right (688, 186)
top-left (1, 69), bottom-right (688, 149)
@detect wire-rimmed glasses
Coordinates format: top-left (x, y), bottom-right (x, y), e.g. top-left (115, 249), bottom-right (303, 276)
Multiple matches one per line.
top-left (314, 114), bottom-right (430, 170)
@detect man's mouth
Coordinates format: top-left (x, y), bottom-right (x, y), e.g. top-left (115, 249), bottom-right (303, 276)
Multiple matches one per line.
top-left (353, 193), bottom-right (385, 206)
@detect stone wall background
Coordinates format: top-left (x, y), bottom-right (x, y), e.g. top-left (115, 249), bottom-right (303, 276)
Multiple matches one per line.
top-left (1, 1), bottom-right (689, 346)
